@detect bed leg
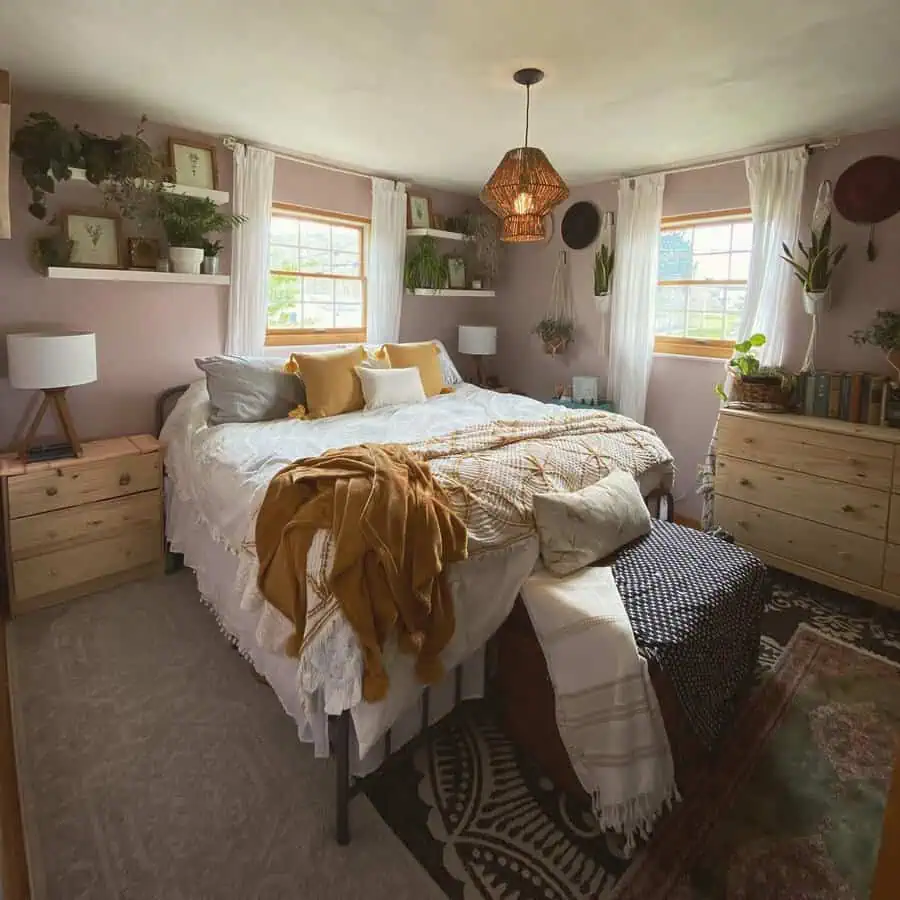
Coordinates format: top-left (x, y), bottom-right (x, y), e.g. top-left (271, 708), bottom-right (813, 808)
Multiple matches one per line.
top-left (332, 711), bottom-right (351, 846)
top-left (664, 491), bottom-right (675, 523)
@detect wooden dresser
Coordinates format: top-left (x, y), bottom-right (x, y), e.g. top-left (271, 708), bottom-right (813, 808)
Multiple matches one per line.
top-left (714, 409), bottom-right (900, 610)
top-left (0, 435), bottom-right (164, 616)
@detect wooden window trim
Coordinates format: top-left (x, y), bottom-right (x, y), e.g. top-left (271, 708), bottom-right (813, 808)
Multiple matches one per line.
top-left (266, 204), bottom-right (369, 347)
top-left (656, 209), bottom-right (752, 358)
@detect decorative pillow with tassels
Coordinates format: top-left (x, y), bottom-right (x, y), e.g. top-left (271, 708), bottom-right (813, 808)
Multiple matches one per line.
top-left (382, 341), bottom-right (455, 397)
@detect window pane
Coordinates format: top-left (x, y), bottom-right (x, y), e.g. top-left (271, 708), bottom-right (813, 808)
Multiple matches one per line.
top-left (331, 251), bottom-right (361, 276)
top-left (298, 248), bottom-right (330, 273)
top-left (658, 230), bottom-right (693, 280)
top-left (732, 221), bottom-right (753, 251)
top-left (267, 274), bottom-right (302, 327)
top-left (692, 253), bottom-right (730, 281)
top-left (300, 220), bottom-right (331, 250)
top-left (270, 244), bottom-right (299, 272)
top-left (332, 226), bottom-right (360, 253)
top-left (730, 251), bottom-right (751, 280)
top-left (335, 280), bottom-right (363, 304)
top-left (302, 303), bottom-right (335, 329)
top-left (724, 287), bottom-right (746, 340)
top-left (304, 277), bottom-right (334, 305)
top-left (655, 285), bottom-right (687, 336)
top-left (692, 224), bottom-right (732, 253)
top-left (686, 312), bottom-right (727, 340)
top-left (335, 305), bottom-right (364, 328)
top-left (271, 216), bottom-right (299, 243)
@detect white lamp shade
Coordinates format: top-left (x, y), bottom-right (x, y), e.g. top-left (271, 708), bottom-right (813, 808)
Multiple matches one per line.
top-left (6, 332), bottom-right (97, 390)
top-left (458, 325), bottom-right (497, 356)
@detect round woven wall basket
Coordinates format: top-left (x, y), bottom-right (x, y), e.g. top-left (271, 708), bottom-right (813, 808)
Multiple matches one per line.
top-left (733, 376), bottom-right (788, 407)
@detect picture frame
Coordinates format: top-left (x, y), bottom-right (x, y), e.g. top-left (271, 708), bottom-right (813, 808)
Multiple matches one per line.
top-left (62, 211), bottom-right (123, 269)
top-left (127, 237), bottom-right (160, 270)
top-left (408, 195), bottom-right (431, 229)
top-left (572, 375), bottom-right (601, 404)
top-left (431, 213), bottom-right (446, 230)
top-left (446, 256), bottom-right (466, 289)
top-left (168, 139), bottom-right (218, 190)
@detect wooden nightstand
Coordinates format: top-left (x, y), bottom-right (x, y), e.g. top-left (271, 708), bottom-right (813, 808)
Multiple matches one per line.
top-left (0, 435), bottom-right (164, 616)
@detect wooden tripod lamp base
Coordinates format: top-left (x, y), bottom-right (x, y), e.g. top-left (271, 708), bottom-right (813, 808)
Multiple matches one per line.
top-left (19, 388), bottom-right (84, 461)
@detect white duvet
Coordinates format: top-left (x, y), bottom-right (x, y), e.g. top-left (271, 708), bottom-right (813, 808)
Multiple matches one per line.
top-left (162, 382), bottom-right (674, 757)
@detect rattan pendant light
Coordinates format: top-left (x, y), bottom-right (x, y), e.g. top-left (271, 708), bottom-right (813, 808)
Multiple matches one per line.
top-left (480, 68), bottom-right (569, 243)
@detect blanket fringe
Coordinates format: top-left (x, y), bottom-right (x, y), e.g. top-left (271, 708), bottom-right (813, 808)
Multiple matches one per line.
top-left (593, 780), bottom-right (681, 854)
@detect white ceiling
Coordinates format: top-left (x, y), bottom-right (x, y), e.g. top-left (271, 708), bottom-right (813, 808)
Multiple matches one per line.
top-left (2, 0), bottom-right (900, 192)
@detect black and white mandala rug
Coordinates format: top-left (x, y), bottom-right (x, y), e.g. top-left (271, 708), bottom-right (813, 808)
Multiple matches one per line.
top-left (363, 572), bottom-right (900, 900)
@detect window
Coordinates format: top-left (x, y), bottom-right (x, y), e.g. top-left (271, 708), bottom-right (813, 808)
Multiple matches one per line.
top-left (266, 204), bottom-right (368, 346)
top-left (654, 208), bottom-right (753, 358)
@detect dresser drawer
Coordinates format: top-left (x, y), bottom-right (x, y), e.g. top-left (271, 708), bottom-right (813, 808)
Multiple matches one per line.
top-left (11, 524), bottom-right (162, 602)
top-left (716, 496), bottom-right (885, 587)
top-left (6, 451), bottom-right (160, 519)
top-left (9, 491), bottom-right (161, 561)
top-left (716, 457), bottom-right (889, 539)
top-left (718, 415), bottom-right (893, 491)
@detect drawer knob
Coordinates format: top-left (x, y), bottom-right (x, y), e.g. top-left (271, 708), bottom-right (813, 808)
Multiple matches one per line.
top-left (743, 437), bottom-right (754, 444)
top-left (842, 504), bottom-right (855, 513)
top-left (739, 478), bottom-right (751, 487)
top-left (119, 473), bottom-right (132, 487)
top-left (737, 520), bottom-right (748, 529)
top-left (45, 486), bottom-right (58, 497)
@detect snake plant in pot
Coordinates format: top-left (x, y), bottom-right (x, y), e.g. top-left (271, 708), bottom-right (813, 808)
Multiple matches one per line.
top-left (781, 214), bottom-right (847, 316)
top-left (152, 195), bottom-right (245, 274)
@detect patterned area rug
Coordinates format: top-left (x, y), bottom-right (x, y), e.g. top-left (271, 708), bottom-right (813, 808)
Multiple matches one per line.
top-left (364, 573), bottom-right (900, 900)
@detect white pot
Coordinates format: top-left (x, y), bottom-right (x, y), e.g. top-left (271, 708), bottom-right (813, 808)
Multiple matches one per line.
top-left (169, 247), bottom-right (204, 275)
top-left (803, 289), bottom-right (831, 316)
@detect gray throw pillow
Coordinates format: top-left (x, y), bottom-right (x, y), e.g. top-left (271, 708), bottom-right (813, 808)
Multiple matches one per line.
top-left (195, 356), bottom-right (305, 425)
top-left (532, 471), bottom-right (652, 576)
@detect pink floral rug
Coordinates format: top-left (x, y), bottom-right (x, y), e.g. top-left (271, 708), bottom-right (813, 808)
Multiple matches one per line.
top-left (612, 625), bottom-right (899, 900)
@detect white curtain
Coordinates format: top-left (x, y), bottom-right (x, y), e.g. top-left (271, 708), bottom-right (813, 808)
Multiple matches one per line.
top-left (225, 143), bottom-right (275, 356)
top-left (607, 173), bottom-right (666, 423)
top-left (367, 177), bottom-right (407, 344)
top-left (739, 147), bottom-right (808, 367)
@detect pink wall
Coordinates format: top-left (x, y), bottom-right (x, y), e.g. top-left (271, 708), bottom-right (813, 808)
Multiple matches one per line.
top-left (0, 93), bottom-right (484, 449)
top-left (494, 129), bottom-right (900, 520)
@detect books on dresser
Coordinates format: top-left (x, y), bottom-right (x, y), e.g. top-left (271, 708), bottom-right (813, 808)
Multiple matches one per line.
top-left (796, 372), bottom-right (889, 426)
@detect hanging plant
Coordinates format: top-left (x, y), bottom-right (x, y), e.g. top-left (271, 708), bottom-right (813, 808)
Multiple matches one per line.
top-left (405, 235), bottom-right (449, 291)
top-left (593, 243), bottom-right (615, 296)
top-left (534, 317), bottom-right (574, 355)
top-left (780, 214), bottom-right (847, 295)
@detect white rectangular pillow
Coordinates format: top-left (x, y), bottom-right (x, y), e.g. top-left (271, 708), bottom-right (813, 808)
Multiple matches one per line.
top-left (532, 470), bottom-right (652, 575)
top-left (355, 365), bottom-right (427, 410)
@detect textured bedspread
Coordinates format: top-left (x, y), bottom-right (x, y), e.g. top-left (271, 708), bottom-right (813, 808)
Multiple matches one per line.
top-left (611, 521), bottom-right (768, 747)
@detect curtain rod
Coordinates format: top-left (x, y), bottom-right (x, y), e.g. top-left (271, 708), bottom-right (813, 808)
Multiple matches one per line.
top-left (624, 138), bottom-right (839, 180)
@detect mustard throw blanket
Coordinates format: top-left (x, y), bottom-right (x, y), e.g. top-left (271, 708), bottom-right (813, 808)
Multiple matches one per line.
top-left (255, 444), bottom-right (468, 702)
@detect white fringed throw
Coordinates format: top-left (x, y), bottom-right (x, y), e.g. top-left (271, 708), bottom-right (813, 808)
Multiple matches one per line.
top-left (520, 564), bottom-right (679, 850)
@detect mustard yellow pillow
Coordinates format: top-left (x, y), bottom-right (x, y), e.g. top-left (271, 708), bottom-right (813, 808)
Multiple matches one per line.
top-left (284, 346), bottom-right (366, 419)
top-left (382, 341), bottom-right (453, 398)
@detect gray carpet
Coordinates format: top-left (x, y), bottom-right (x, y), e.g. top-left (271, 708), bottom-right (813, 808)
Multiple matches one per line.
top-left (8, 571), bottom-right (445, 900)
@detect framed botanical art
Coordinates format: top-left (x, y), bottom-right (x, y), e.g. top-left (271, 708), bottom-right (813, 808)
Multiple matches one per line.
top-left (408, 195), bottom-right (431, 229)
top-left (446, 256), bottom-right (466, 289)
top-left (169, 139), bottom-right (218, 189)
top-left (63, 211), bottom-right (122, 269)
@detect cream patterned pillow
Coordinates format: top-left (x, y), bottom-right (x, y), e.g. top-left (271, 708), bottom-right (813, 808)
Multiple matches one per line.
top-left (355, 366), bottom-right (426, 410)
top-left (532, 471), bottom-right (652, 576)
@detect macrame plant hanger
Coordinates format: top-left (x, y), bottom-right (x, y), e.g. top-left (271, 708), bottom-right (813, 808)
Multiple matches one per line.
top-left (801, 181), bottom-right (834, 374)
top-left (541, 250), bottom-right (575, 355)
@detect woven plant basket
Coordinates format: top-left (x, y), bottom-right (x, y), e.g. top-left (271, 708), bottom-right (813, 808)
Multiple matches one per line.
top-left (733, 375), bottom-right (789, 407)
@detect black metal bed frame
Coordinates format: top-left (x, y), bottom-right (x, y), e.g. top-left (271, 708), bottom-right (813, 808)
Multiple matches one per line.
top-left (156, 382), bottom-right (677, 846)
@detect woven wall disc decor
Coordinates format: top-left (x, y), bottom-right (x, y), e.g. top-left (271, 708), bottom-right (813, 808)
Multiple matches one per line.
top-left (561, 201), bottom-right (600, 250)
top-left (834, 155), bottom-right (900, 260)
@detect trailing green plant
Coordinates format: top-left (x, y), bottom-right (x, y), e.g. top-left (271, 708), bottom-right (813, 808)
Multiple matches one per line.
top-left (152, 194), bottom-right (246, 248)
top-left (781, 215), bottom-right (847, 293)
top-left (202, 239), bottom-right (224, 258)
top-left (593, 243), bottom-right (615, 295)
top-left (850, 310), bottom-right (900, 352)
top-left (405, 235), bottom-right (449, 290)
top-left (534, 316), bottom-right (575, 354)
top-left (715, 333), bottom-right (767, 400)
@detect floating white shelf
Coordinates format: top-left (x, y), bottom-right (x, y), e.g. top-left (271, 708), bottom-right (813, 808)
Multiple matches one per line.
top-left (46, 267), bottom-right (230, 286)
top-left (410, 288), bottom-right (496, 297)
top-left (68, 168), bottom-right (230, 205)
top-left (406, 228), bottom-right (471, 242)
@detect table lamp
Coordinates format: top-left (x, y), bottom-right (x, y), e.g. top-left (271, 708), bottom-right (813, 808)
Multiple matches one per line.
top-left (458, 325), bottom-right (497, 386)
top-left (7, 331), bottom-right (97, 461)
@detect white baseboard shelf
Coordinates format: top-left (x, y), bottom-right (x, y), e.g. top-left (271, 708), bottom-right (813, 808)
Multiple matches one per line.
top-left (406, 228), bottom-right (471, 242)
top-left (46, 267), bottom-right (230, 285)
top-left (68, 168), bottom-right (230, 205)
top-left (409, 289), bottom-right (496, 297)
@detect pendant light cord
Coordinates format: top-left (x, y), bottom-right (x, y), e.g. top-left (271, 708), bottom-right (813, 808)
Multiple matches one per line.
top-left (523, 85), bottom-right (531, 148)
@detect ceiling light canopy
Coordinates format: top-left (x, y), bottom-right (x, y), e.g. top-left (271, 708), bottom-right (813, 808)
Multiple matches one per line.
top-left (480, 68), bottom-right (569, 243)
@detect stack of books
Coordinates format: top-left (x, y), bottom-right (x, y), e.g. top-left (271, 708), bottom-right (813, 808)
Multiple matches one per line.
top-left (794, 373), bottom-right (892, 425)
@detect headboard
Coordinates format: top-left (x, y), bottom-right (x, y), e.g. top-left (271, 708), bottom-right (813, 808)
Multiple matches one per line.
top-left (156, 384), bottom-right (190, 437)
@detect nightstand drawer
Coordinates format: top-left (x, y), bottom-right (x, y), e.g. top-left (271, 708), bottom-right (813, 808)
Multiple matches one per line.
top-left (9, 491), bottom-right (161, 561)
top-left (6, 451), bottom-right (160, 519)
top-left (12, 524), bottom-right (162, 602)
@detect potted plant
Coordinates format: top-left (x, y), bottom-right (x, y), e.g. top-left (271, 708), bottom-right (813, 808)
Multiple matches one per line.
top-left (534, 317), bottom-right (574, 355)
top-left (201, 239), bottom-right (224, 275)
top-left (152, 194), bottom-right (245, 274)
top-left (851, 310), bottom-right (900, 384)
top-left (405, 235), bottom-right (449, 291)
top-left (781, 214), bottom-right (847, 316)
top-left (715, 333), bottom-right (792, 404)
top-left (593, 243), bottom-right (615, 297)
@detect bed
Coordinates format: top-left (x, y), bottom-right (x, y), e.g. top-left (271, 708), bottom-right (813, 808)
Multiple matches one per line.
top-left (159, 376), bottom-right (675, 842)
